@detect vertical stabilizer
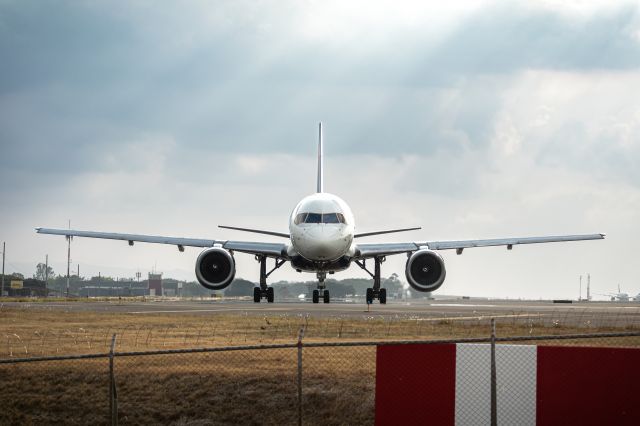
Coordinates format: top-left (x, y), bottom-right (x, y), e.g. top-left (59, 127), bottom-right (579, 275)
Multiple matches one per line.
top-left (317, 122), bottom-right (324, 193)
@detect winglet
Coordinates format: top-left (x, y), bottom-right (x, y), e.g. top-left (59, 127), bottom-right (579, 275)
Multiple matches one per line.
top-left (317, 122), bottom-right (323, 193)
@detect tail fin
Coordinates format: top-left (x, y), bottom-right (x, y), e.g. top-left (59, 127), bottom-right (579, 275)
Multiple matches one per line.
top-left (317, 122), bottom-right (324, 193)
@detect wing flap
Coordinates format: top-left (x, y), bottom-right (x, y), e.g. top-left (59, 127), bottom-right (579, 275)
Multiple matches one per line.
top-left (36, 228), bottom-right (219, 248)
top-left (421, 233), bottom-right (606, 250)
top-left (223, 241), bottom-right (288, 258)
top-left (36, 227), bottom-right (290, 258)
top-left (354, 233), bottom-right (605, 259)
top-left (355, 242), bottom-right (418, 259)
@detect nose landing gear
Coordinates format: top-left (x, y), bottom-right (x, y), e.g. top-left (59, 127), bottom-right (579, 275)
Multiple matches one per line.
top-left (312, 271), bottom-right (330, 303)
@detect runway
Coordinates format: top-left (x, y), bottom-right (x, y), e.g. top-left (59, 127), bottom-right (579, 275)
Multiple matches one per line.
top-left (5, 298), bottom-right (640, 327)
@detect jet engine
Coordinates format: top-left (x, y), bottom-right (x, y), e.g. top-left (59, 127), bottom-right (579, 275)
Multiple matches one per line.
top-left (405, 249), bottom-right (446, 292)
top-left (195, 247), bottom-right (236, 290)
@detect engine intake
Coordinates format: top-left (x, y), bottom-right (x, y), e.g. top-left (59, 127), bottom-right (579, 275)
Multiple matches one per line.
top-left (405, 249), bottom-right (446, 292)
top-left (195, 248), bottom-right (236, 290)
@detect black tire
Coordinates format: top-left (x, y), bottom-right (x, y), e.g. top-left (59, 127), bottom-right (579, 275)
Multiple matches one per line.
top-left (323, 290), bottom-right (330, 304)
top-left (312, 290), bottom-right (319, 304)
top-left (366, 288), bottom-right (373, 305)
top-left (267, 287), bottom-right (274, 303)
top-left (253, 287), bottom-right (261, 303)
top-left (379, 288), bottom-right (387, 304)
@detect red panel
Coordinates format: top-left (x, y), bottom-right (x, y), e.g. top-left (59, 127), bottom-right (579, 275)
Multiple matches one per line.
top-left (537, 346), bottom-right (640, 426)
top-left (376, 344), bottom-right (456, 426)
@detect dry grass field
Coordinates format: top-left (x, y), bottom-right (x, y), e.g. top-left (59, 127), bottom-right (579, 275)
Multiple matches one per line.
top-left (1, 304), bottom-right (639, 425)
top-left (2, 303), bottom-right (639, 358)
top-left (1, 347), bottom-right (376, 425)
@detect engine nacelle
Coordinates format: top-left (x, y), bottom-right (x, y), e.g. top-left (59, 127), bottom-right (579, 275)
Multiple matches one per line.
top-left (195, 248), bottom-right (236, 290)
top-left (405, 249), bottom-right (446, 292)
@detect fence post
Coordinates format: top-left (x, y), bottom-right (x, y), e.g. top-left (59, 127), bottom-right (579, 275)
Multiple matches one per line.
top-left (490, 319), bottom-right (497, 426)
top-left (297, 327), bottom-right (305, 426)
top-left (109, 334), bottom-right (118, 426)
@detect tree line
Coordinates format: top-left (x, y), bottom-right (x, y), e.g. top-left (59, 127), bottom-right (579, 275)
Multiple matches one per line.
top-left (17, 263), bottom-right (409, 298)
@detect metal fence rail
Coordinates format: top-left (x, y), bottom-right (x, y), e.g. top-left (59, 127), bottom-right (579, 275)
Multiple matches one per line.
top-left (2, 329), bottom-right (640, 425)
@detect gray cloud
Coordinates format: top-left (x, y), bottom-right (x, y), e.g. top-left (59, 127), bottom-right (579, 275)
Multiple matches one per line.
top-left (418, 5), bottom-right (640, 77)
top-left (1, 1), bottom-right (638, 192)
top-left (2, 2), bottom-right (638, 171)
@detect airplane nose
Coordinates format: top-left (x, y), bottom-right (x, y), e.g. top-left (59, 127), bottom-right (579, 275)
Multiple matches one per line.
top-left (316, 243), bottom-right (333, 258)
top-left (306, 226), bottom-right (336, 240)
top-left (298, 226), bottom-right (348, 260)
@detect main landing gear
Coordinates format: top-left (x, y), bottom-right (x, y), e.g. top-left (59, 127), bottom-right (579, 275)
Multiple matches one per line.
top-left (355, 256), bottom-right (387, 304)
top-left (312, 272), bottom-right (330, 304)
top-left (253, 256), bottom-right (286, 303)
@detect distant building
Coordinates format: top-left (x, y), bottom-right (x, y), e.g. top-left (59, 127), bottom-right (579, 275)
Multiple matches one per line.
top-left (6, 278), bottom-right (48, 297)
top-left (78, 280), bottom-right (148, 297)
top-left (162, 278), bottom-right (182, 297)
top-left (148, 273), bottom-right (162, 296)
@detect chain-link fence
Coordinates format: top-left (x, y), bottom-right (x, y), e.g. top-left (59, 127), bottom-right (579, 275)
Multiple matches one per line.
top-left (2, 326), bottom-right (640, 425)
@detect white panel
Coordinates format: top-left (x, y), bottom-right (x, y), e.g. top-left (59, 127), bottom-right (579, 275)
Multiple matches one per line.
top-left (455, 344), bottom-right (536, 426)
top-left (496, 345), bottom-right (537, 425)
top-left (456, 344), bottom-right (491, 425)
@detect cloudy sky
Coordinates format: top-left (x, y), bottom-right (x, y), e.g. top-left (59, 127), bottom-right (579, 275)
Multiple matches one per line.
top-left (1, 0), bottom-right (639, 299)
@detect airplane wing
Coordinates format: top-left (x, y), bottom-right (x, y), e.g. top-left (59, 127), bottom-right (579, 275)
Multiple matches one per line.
top-left (355, 242), bottom-right (419, 258)
top-left (35, 228), bottom-right (288, 258)
top-left (355, 233), bottom-right (605, 259)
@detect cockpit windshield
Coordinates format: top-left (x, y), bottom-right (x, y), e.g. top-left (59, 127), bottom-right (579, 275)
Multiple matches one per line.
top-left (294, 212), bottom-right (347, 225)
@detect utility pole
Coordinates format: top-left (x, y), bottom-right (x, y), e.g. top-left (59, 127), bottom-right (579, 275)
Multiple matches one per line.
top-left (1, 242), bottom-right (5, 298)
top-left (587, 274), bottom-right (591, 301)
top-left (45, 254), bottom-right (49, 296)
top-left (579, 275), bottom-right (582, 301)
top-left (66, 220), bottom-right (72, 298)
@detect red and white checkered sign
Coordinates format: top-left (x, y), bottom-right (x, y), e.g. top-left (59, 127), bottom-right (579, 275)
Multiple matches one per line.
top-left (376, 343), bottom-right (640, 425)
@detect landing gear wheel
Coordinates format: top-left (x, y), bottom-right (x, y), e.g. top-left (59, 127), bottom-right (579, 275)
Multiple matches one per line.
top-left (379, 288), bottom-right (387, 304)
top-left (312, 290), bottom-right (319, 304)
top-left (253, 287), bottom-right (261, 303)
top-left (267, 287), bottom-right (274, 303)
top-left (366, 288), bottom-right (374, 305)
top-left (323, 290), bottom-right (330, 304)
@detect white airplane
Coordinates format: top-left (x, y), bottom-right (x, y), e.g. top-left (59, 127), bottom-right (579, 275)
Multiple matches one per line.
top-left (604, 285), bottom-right (631, 302)
top-left (37, 123), bottom-right (605, 304)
